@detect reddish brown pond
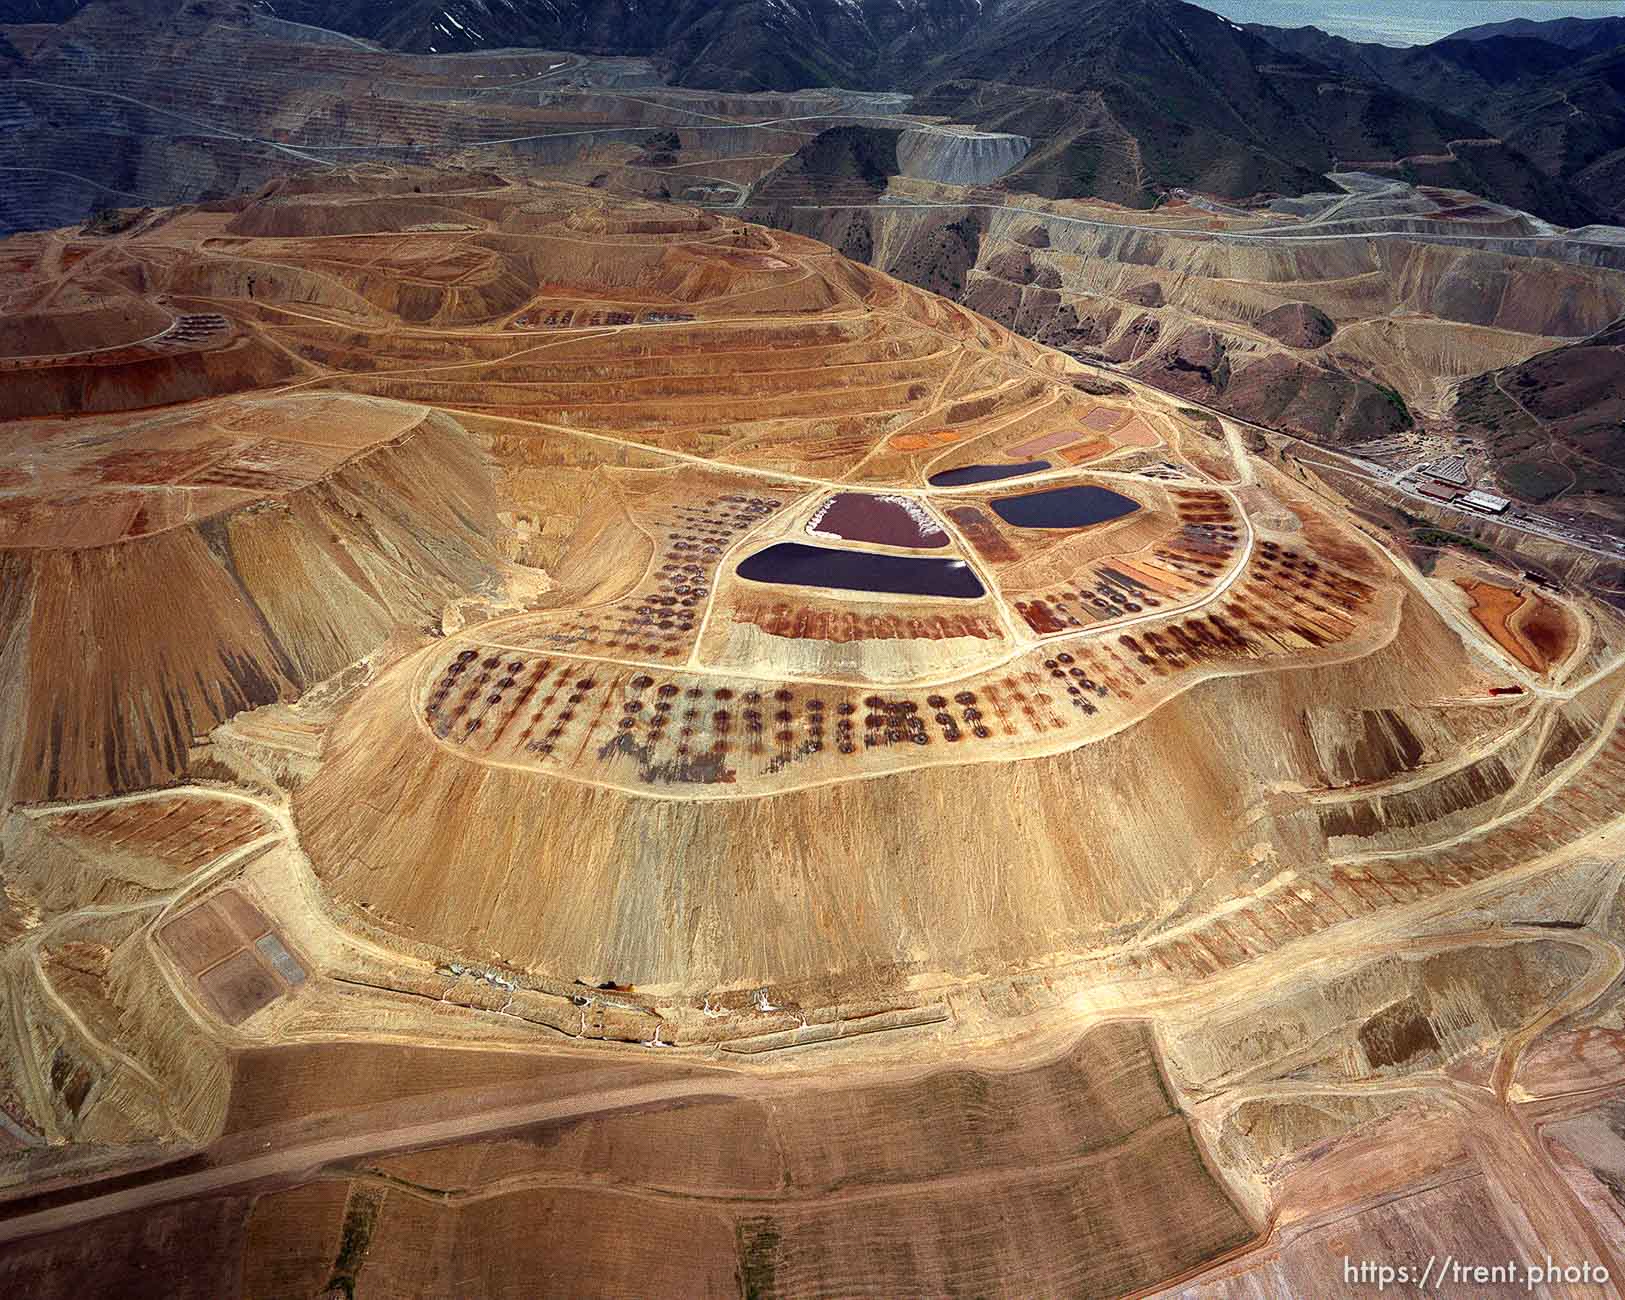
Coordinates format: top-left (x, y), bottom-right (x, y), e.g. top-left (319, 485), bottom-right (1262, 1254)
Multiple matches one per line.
top-left (807, 493), bottom-right (949, 548)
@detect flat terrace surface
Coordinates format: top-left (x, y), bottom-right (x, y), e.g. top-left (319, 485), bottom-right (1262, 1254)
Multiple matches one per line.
top-left (0, 394), bottom-right (425, 546)
top-left (0, 175), bottom-right (1433, 814)
top-left (0, 1022), bottom-right (1255, 1299)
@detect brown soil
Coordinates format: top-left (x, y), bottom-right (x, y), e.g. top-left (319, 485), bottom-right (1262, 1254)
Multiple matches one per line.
top-left (10, 1023), bottom-right (1253, 1299)
top-left (241, 1181), bottom-right (350, 1300)
top-left (224, 1044), bottom-right (612, 1135)
top-left (1255, 301), bottom-right (1336, 349)
top-left (1458, 579), bottom-right (1544, 671)
top-left (0, 302), bottom-right (172, 360)
top-left (357, 1184), bottom-right (740, 1299)
top-left (1514, 593), bottom-right (1577, 672)
top-left (0, 1197), bottom-right (249, 1299)
top-left (6, 171), bottom-right (1625, 1300)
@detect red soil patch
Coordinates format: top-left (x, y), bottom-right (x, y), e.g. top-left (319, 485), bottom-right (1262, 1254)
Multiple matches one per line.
top-left (161, 905), bottom-right (245, 976)
top-left (0, 301), bottom-right (170, 360)
top-left (216, 888), bottom-right (272, 941)
top-left (0, 1196), bottom-right (247, 1299)
top-left (889, 428), bottom-right (962, 451)
top-left (1113, 414), bottom-right (1162, 447)
top-left (733, 602), bottom-right (1001, 642)
top-left (1006, 428), bottom-right (1088, 458)
top-left (241, 1182), bottom-right (350, 1300)
top-left (223, 1043), bottom-right (676, 1134)
top-left (1517, 1027), bottom-right (1625, 1098)
top-left (1514, 594), bottom-right (1575, 671)
top-left (45, 796), bottom-right (274, 869)
top-left (1458, 579), bottom-right (1544, 672)
top-left (1017, 599), bottom-right (1069, 634)
top-left (1060, 436), bottom-right (1115, 464)
top-left (199, 949), bottom-right (284, 1025)
top-left (92, 443), bottom-right (237, 485)
top-left (948, 505), bottom-right (1019, 562)
top-left (1080, 405), bottom-right (1131, 433)
top-left (0, 396), bottom-right (422, 546)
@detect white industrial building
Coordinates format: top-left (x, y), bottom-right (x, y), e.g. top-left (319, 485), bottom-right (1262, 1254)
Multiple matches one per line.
top-left (1460, 489), bottom-right (1511, 515)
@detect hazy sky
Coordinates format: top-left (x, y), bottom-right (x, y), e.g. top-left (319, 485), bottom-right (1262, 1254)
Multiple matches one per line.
top-left (1204, 0), bottom-right (1625, 45)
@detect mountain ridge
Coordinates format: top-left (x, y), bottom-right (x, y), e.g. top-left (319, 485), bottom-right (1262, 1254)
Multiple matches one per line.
top-left (1245, 17), bottom-right (1625, 221)
top-left (0, 0), bottom-right (1612, 221)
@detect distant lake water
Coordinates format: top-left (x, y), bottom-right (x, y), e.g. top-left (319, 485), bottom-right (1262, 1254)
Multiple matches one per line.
top-left (1206, 0), bottom-right (1625, 45)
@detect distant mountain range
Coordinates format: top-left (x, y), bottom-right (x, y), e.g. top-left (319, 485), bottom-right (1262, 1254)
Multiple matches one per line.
top-left (902, 0), bottom-right (1597, 219)
top-left (1245, 19), bottom-right (1625, 222)
top-left (1446, 15), bottom-right (1625, 52)
top-left (255, 0), bottom-right (992, 90)
top-left (6, 0), bottom-right (1625, 221)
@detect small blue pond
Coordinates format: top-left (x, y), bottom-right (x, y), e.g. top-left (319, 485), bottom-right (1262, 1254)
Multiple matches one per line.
top-left (926, 461), bottom-right (1051, 487)
top-left (989, 485), bottom-right (1140, 529)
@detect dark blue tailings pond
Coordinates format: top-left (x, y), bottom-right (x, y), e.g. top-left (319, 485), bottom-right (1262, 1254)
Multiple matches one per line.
top-left (927, 461), bottom-right (1050, 487)
top-left (737, 543), bottom-right (986, 599)
top-left (989, 485), bottom-right (1140, 529)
